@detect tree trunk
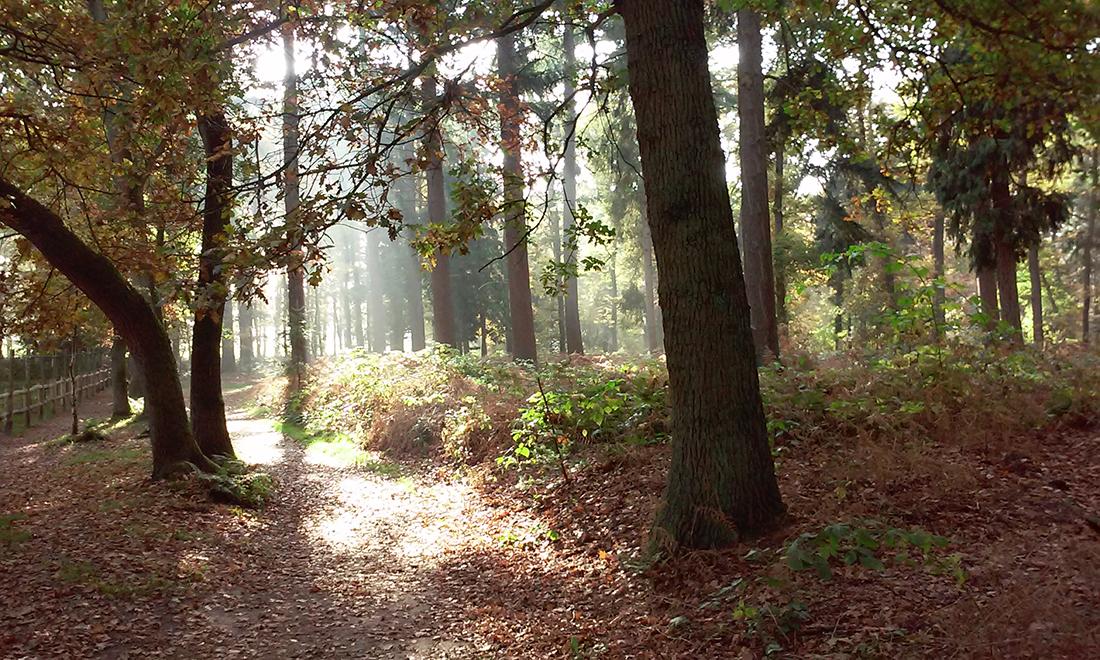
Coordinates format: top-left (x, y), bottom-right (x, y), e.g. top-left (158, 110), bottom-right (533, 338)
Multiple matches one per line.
top-left (110, 334), bottom-right (130, 418)
top-left (283, 24), bottom-right (309, 383)
top-left (366, 229), bottom-right (387, 352)
top-left (551, 205), bottom-right (566, 352)
top-left (1084, 150), bottom-right (1097, 344)
top-left (341, 237), bottom-right (354, 349)
top-left (238, 299), bottom-right (254, 373)
top-left (932, 211), bottom-right (946, 330)
top-left (562, 19), bottom-right (584, 355)
top-left (773, 137), bottom-right (788, 331)
top-left (190, 112), bottom-right (235, 458)
top-left (992, 168), bottom-right (1022, 338)
top-left (1028, 243), bottom-right (1044, 348)
top-left (0, 177), bottom-right (214, 478)
top-left (737, 8), bottom-right (780, 361)
top-left (221, 297), bottom-right (236, 373)
top-left (423, 75), bottom-right (457, 348)
top-left (498, 33), bottom-right (538, 364)
top-left (639, 207), bottom-right (662, 354)
top-left (618, 0), bottom-right (784, 549)
top-left (831, 271), bottom-right (845, 351)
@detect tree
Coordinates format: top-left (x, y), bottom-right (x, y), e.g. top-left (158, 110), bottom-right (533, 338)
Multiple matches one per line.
top-left (498, 32), bottom-right (538, 364)
top-left (561, 13), bottom-right (584, 355)
top-left (0, 178), bottom-right (215, 478)
top-left (283, 23), bottom-right (309, 382)
top-left (737, 8), bottom-right (780, 361)
top-left (423, 74), bottom-right (458, 348)
top-left (110, 335), bottom-right (130, 418)
top-left (190, 110), bottom-right (235, 458)
top-left (617, 0), bottom-right (784, 548)
top-left (1085, 148), bottom-right (1097, 343)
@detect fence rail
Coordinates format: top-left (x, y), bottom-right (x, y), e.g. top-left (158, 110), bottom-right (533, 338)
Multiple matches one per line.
top-left (1, 351), bottom-right (110, 435)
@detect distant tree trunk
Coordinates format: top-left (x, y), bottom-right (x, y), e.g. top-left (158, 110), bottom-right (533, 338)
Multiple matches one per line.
top-left (831, 271), bottom-right (845, 351)
top-left (737, 8), bottom-right (779, 361)
top-left (1028, 244), bottom-right (1044, 348)
top-left (609, 252), bottom-right (620, 351)
top-left (0, 177), bottom-right (215, 478)
top-left (551, 206), bottom-right (567, 352)
top-left (348, 231), bottom-right (364, 347)
top-left (992, 167), bottom-right (1022, 339)
top-left (639, 207), bottom-right (662, 354)
top-left (773, 137), bottom-right (788, 331)
top-left (562, 19), bottom-right (584, 355)
top-left (340, 236), bottom-right (355, 350)
top-left (366, 230), bottom-right (387, 352)
top-left (110, 335), bottom-right (130, 418)
top-left (1084, 150), bottom-right (1097, 344)
top-left (221, 296), bottom-right (236, 373)
top-left (190, 111), bottom-right (235, 458)
top-left (283, 23), bottom-right (308, 384)
top-left (619, 0), bottom-right (784, 549)
top-left (407, 242), bottom-right (427, 351)
top-left (238, 299), bottom-right (254, 373)
top-left (498, 33), bottom-right (538, 364)
top-left (480, 311), bottom-right (488, 356)
top-left (423, 75), bottom-right (457, 348)
top-left (932, 211), bottom-right (946, 330)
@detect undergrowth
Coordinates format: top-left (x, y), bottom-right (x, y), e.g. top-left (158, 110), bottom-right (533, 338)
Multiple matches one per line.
top-left (262, 345), bottom-right (1099, 471)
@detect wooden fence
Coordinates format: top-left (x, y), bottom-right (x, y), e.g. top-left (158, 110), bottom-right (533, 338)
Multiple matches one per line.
top-left (0, 351), bottom-right (110, 435)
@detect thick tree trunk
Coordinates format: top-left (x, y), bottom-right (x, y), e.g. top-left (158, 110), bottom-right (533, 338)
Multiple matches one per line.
top-left (423, 75), bottom-right (457, 348)
top-left (283, 24), bottom-right (309, 383)
top-left (831, 271), bottom-right (845, 351)
top-left (737, 8), bottom-right (780, 361)
top-left (190, 112), bottom-right (235, 458)
top-left (932, 211), bottom-right (946, 330)
top-left (618, 0), bottom-right (784, 549)
top-left (498, 33), bottom-right (538, 364)
top-left (562, 20), bottom-right (584, 355)
top-left (1028, 244), bottom-right (1044, 348)
top-left (0, 177), bottom-right (214, 478)
top-left (110, 335), bottom-right (131, 418)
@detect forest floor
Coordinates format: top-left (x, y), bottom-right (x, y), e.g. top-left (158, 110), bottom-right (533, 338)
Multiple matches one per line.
top-left (1, 372), bottom-right (1099, 658)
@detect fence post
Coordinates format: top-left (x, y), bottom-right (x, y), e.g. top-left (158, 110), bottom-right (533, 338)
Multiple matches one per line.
top-left (2, 342), bottom-right (12, 435)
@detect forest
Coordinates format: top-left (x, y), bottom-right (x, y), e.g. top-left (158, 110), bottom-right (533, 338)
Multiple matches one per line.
top-left (0, 0), bottom-right (1098, 657)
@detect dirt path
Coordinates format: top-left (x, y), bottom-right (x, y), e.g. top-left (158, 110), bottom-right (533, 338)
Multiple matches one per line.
top-left (0, 382), bottom-right (507, 659)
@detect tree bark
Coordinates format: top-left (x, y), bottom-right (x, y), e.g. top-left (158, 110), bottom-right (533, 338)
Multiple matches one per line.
top-left (932, 211), bottom-right (946, 330)
top-left (562, 18), bottom-right (584, 355)
top-left (618, 0), bottom-right (784, 549)
top-left (238, 298), bottom-right (254, 372)
top-left (366, 229), bottom-right (387, 352)
top-left (1084, 149), bottom-right (1097, 344)
top-left (992, 167), bottom-right (1022, 338)
top-left (110, 334), bottom-right (130, 418)
top-left (639, 207), bottom-right (662, 354)
top-left (773, 137), bottom-right (788, 331)
top-left (498, 33), bottom-right (538, 364)
top-left (423, 75), bottom-right (457, 348)
top-left (283, 23), bottom-right (308, 383)
top-left (190, 111), bottom-right (235, 458)
top-left (0, 177), bottom-right (214, 478)
top-left (1028, 243), bottom-right (1044, 348)
top-left (737, 8), bottom-right (780, 361)
top-left (221, 297), bottom-right (236, 373)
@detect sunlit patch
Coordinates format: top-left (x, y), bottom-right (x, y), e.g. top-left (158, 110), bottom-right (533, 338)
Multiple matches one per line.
top-left (227, 418), bottom-right (285, 465)
top-left (304, 474), bottom-right (478, 562)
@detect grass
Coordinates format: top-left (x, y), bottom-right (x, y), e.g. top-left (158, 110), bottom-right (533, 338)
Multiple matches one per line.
top-left (62, 445), bottom-right (145, 467)
top-left (0, 512), bottom-right (30, 546)
top-left (55, 557), bottom-right (173, 598)
top-left (274, 419), bottom-right (403, 473)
